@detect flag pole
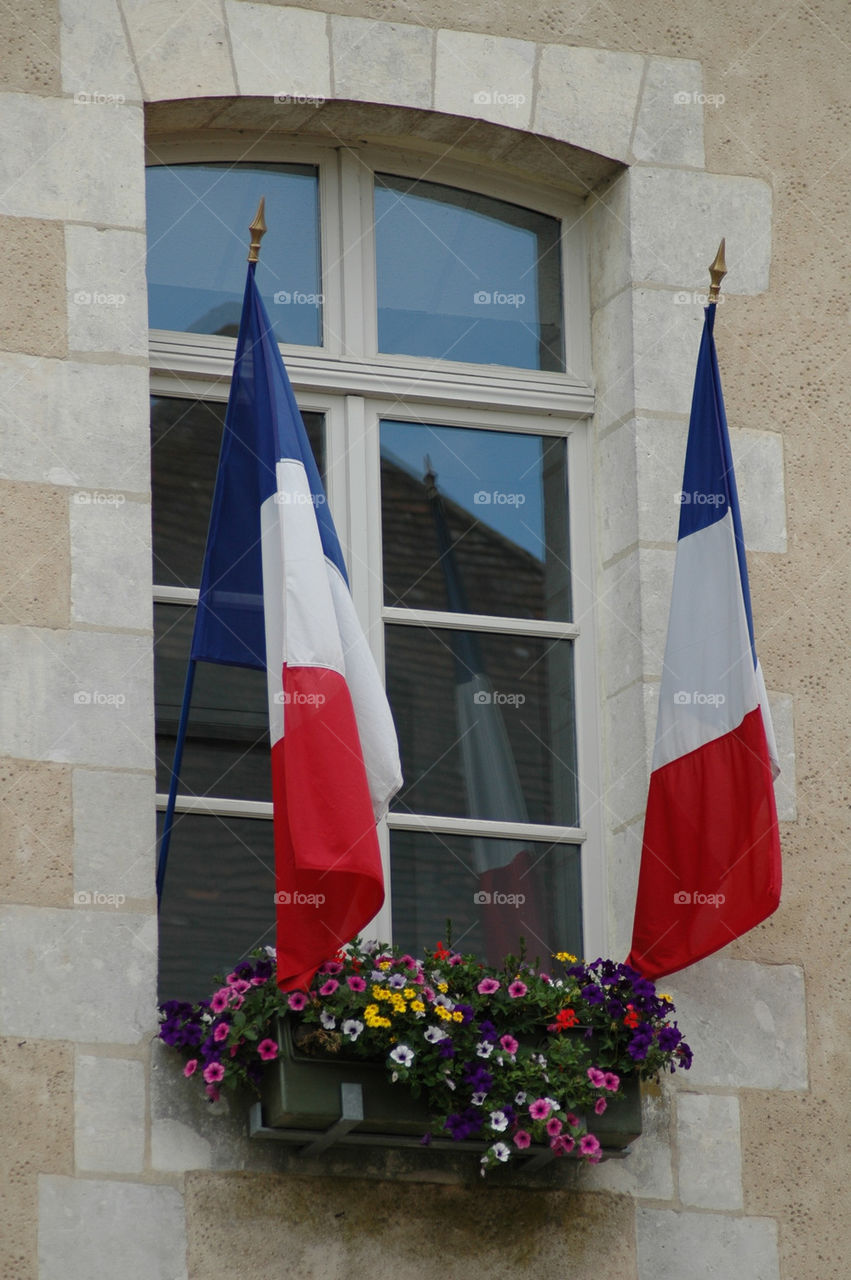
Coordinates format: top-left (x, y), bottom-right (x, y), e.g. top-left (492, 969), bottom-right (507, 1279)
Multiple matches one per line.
top-left (707, 238), bottom-right (727, 303)
top-left (156, 197), bottom-right (269, 905)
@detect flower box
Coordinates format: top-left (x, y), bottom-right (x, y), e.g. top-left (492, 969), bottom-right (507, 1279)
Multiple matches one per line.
top-left (259, 1015), bottom-right (642, 1152)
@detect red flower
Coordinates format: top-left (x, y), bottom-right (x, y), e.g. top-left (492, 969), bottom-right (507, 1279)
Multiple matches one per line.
top-left (623, 1004), bottom-right (641, 1028)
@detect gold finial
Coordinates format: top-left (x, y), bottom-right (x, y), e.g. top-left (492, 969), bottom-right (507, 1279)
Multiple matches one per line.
top-left (247, 197), bottom-right (267, 263)
top-left (707, 238), bottom-right (727, 304)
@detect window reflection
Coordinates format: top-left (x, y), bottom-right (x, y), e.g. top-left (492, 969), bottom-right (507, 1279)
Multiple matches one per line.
top-left (380, 419), bottom-right (571, 622)
top-left (375, 174), bottom-right (563, 371)
top-left (146, 163), bottom-right (322, 345)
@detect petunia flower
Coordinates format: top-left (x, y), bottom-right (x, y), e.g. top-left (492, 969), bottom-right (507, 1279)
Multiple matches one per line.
top-left (508, 980), bottom-right (527, 998)
top-left (210, 989), bottom-right (230, 1014)
top-left (513, 1130), bottom-right (532, 1148)
top-left (319, 979), bottom-right (339, 996)
top-left (499, 1034), bottom-right (519, 1055)
top-left (203, 1062), bottom-right (225, 1084)
top-left (257, 1039), bottom-right (278, 1061)
top-left (347, 975), bottom-right (366, 992)
top-left (477, 978), bottom-right (500, 995)
top-left (320, 1010), bottom-right (336, 1030)
top-left (490, 1142), bottom-right (511, 1163)
top-left (546, 1117), bottom-right (562, 1137)
top-left (287, 991), bottom-right (308, 1011)
top-left (183, 1059), bottom-right (198, 1078)
top-left (212, 1022), bottom-right (230, 1043)
top-left (529, 1098), bottom-right (552, 1120)
top-left (587, 1066), bottom-right (606, 1088)
top-left (341, 1019), bottom-right (364, 1041)
top-left (604, 1072), bottom-right (620, 1091)
top-left (389, 1044), bottom-right (415, 1068)
top-left (594, 1097), bottom-right (607, 1115)
top-left (579, 1133), bottom-right (601, 1157)
top-left (489, 1110), bottom-right (509, 1132)
top-left (476, 1041), bottom-right (494, 1059)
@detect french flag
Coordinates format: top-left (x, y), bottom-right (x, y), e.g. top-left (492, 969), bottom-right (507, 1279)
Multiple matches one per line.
top-left (191, 263), bottom-right (402, 990)
top-left (626, 303), bottom-right (781, 981)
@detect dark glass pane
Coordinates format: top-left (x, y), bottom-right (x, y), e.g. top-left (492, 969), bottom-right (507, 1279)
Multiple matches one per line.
top-left (158, 812), bottom-right (275, 1001)
top-left (386, 625), bottom-right (578, 827)
top-left (146, 163), bottom-right (322, 344)
top-left (151, 396), bottom-right (324, 589)
top-left (375, 174), bottom-right (563, 371)
top-left (381, 419), bottom-right (571, 622)
top-left (155, 604), bottom-right (272, 801)
top-left (390, 828), bottom-right (582, 967)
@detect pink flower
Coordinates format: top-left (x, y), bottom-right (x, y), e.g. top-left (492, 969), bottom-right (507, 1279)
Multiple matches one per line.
top-left (205, 1083), bottom-right (221, 1102)
top-left (210, 989), bottom-right (230, 1014)
top-left (399, 954), bottom-right (417, 969)
top-left (213, 1022), bottom-right (229, 1043)
top-left (508, 980), bottom-right (527, 998)
top-left (477, 978), bottom-right (500, 995)
top-left (228, 994), bottom-right (244, 1011)
top-left (257, 1038), bottom-right (279, 1061)
top-left (587, 1066), bottom-right (606, 1088)
top-left (230, 979), bottom-right (250, 995)
top-left (594, 1097), bottom-right (607, 1115)
top-left (579, 1133), bottom-right (601, 1157)
top-left (319, 959), bottom-right (343, 975)
top-left (604, 1072), bottom-right (620, 1092)
top-left (347, 975), bottom-right (366, 991)
top-left (203, 1062), bottom-right (225, 1084)
top-left (287, 991), bottom-right (308, 1011)
top-left (513, 1130), bottom-right (531, 1149)
top-left (226, 972), bottom-right (240, 985)
top-left (319, 979), bottom-right (339, 996)
top-left (546, 1117), bottom-right (562, 1138)
top-left (529, 1098), bottom-right (552, 1120)
top-left (551, 1134), bottom-right (575, 1155)
top-left (499, 1034), bottom-right (519, 1055)
top-left (183, 1059), bottom-right (198, 1078)
top-left (565, 1113), bottom-right (579, 1129)
top-left (250, 976), bottom-right (267, 986)
top-left (448, 954), bottom-right (464, 966)
top-left (229, 1045), bottom-right (238, 1057)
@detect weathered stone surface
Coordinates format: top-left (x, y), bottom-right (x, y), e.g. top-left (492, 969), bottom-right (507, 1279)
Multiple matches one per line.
top-left (666, 955), bottom-right (807, 1090)
top-left (73, 769), bottom-right (156, 902)
top-left (636, 1207), bottom-right (779, 1280)
top-left (65, 226), bottom-right (148, 356)
top-left (583, 1084), bottom-right (674, 1200)
top-left (39, 1177), bottom-right (187, 1280)
top-left (332, 15), bottom-right (433, 109)
top-left (60, 0), bottom-right (140, 101)
top-left (122, 0), bottom-right (235, 100)
top-left (0, 482), bottom-right (70, 628)
top-left (75, 1055), bottom-right (146, 1173)
top-left (632, 57), bottom-right (705, 167)
top-left (226, 1), bottom-right (331, 99)
top-left (535, 45), bottom-right (644, 160)
top-left (676, 1092), bottom-right (742, 1209)
top-left (435, 29), bottom-right (535, 130)
top-left (70, 495), bottom-right (152, 630)
top-left (185, 1171), bottom-right (637, 1279)
top-left (0, 759), bottom-right (73, 906)
top-left (0, 0), bottom-right (61, 95)
top-left (0, 218), bottom-right (66, 358)
top-left (0, 906), bottom-right (156, 1043)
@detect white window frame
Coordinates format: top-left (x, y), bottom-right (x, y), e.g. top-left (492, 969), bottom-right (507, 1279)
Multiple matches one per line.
top-left (149, 139), bottom-right (606, 958)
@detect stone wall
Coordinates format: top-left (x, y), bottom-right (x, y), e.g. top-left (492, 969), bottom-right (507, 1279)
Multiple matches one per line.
top-left (0, 1), bottom-right (848, 1278)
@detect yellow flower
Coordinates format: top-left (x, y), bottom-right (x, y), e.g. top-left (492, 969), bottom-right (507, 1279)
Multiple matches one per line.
top-left (435, 1005), bottom-right (451, 1021)
top-left (411, 1000), bottom-right (425, 1014)
top-left (452, 1010), bottom-right (464, 1022)
top-left (364, 1004), bottom-right (379, 1019)
top-left (437, 982), bottom-right (448, 993)
top-left (376, 1016), bottom-right (391, 1028)
top-left (378, 961), bottom-right (391, 971)
top-left (402, 987), bottom-right (416, 1000)
top-left (554, 951), bottom-right (578, 963)
top-left (658, 993), bottom-right (673, 1004)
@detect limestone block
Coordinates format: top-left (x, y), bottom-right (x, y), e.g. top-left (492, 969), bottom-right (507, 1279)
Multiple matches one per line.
top-left (729, 428), bottom-right (786, 553)
top-left (0, 0), bottom-right (61, 95)
top-left (39, 1177), bottom-right (187, 1280)
top-left (632, 288), bottom-right (706, 417)
top-left (636, 1207), bottom-right (779, 1280)
top-left (583, 1085), bottom-right (674, 1200)
top-left (121, 0), bottom-right (236, 100)
top-left (0, 905), bottom-right (156, 1043)
top-left (332, 15), bottom-right (432, 110)
top-left (60, 0), bottom-right (140, 101)
top-left (75, 1055), bottom-right (145, 1173)
top-left (0, 94), bottom-right (144, 226)
top-left (591, 287), bottom-right (636, 430)
top-left (73, 769), bottom-right (156, 902)
top-left (535, 45), bottom-right (644, 161)
top-left (768, 692), bottom-right (796, 822)
top-left (0, 217), bottom-right (67, 358)
top-left (65, 226), bottom-right (148, 356)
top-left (676, 1092), bottom-right (743, 1209)
top-left (587, 173), bottom-right (632, 312)
top-left (226, 2), bottom-right (331, 100)
top-left (603, 680), bottom-right (652, 828)
top-left (598, 550), bottom-right (642, 696)
top-left (0, 355), bottom-right (149, 491)
top-left (605, 819), bottom-right (642, 961)
top-left (0, 627), bottom-right (154, 770)
top-left (70, 495), bottom-right (152, 630)
top-left (0, 481), bottom-right (70, 628)
top-left (667, 955), bottom-right (807, 1090)
top-left (0, 759), bottom-right (73, 907)
top-left (629, 167), bottom-right (772, 294)
top-left (598, 420), bottom-right (639, 562)
top-left (435, 29), bottom-right (534, 130)
top-left (632, 57), bottom-right (705, 167)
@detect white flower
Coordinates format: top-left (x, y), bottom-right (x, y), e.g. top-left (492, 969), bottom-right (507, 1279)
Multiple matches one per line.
top-left (544, 1096), bottom-right (560, 1111)
top-left (341, 1019), bottom-right (363, 1041)
top-left (264, 945), bottom-right (277, 959)
top-left (491, 1142), bottom-right (511, 1163)
top-left (370, 969), bottom-right (386, 982)
top-left (389, 1044), bottom-right (415, 1068)
top-left (320, 1010), bottom-right (336, 1030)
top-left (476, 1041), bottom-right (494, 1059)
top-left (444, 1075), bottom-right (456, 1091)
top-left (424, 1025), bottom-right (446, 1043)
top-left (433, 994), bottom-right (453, 1009)
top-left (515, 1091), bottom-right (527, 1106)
top-left (471, 1091), bottom-right (487, 1107)
top-left (387, 973), bottom-right (406, 989)
top-left (489, 1110), bottom-right (509, 1132)
top-left (200, 1012), bottom-right (213, 1024)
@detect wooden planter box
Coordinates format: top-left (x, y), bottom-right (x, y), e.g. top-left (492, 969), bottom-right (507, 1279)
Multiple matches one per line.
top-left (257, 1015), bottom-right (642, 1157)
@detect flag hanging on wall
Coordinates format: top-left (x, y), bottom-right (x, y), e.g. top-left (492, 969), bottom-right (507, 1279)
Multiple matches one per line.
top-left (626, 302), bottom-right (781, 981)
top-left (191, 261), bottom-right (402, 990)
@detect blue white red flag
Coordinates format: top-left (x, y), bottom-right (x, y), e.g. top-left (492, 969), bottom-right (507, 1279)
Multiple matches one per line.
top-left (192, 263), bottom-right (402, 990)
top-left (626, 303), bottom-right (781, 980)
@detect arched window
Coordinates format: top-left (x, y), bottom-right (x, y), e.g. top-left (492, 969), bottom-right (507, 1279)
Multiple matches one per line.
top-left (148, 142), bottom-right (600, 999)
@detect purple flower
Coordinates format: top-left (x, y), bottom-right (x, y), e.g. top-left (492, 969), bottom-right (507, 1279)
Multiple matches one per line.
top-left (477, 1020), bottom-right (498, 1043)
top-left (438, 1038), bottom-right (456, 1059)
top-left (453, 1003), bottom-right (475, 1025)
top-left (580, 984), bottom-right (604, 1006)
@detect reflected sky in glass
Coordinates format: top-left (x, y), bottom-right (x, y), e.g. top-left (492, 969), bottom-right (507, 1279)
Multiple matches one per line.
top-left (146, 163), bottom-right (321, 344)
top-left (375, 174), bottom-right (563, 371)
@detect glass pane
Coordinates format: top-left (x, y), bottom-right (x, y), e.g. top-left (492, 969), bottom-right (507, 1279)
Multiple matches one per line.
top-left (386, 625), bottom-right (578, 827)
top-left (155, 604), bottom-right (272, 802)
top-left (158, 813), bottom-right (275, 1001)
top-left (390, 828), bottom-right (582, 967)
top-left (151, 396), bottom-right (324, 590)
top-left (375, 173), bottom-right (563, 371)
top-left (146, 163), bottom-right (322, 345)
top-left (381, 420), bottom-right (571, 621)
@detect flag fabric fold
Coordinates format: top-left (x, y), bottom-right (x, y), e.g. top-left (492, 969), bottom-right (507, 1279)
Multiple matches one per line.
top-left (192, 263), bottom-right (402, 990)
top-left (626, 303), bottom-right (781, 981)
